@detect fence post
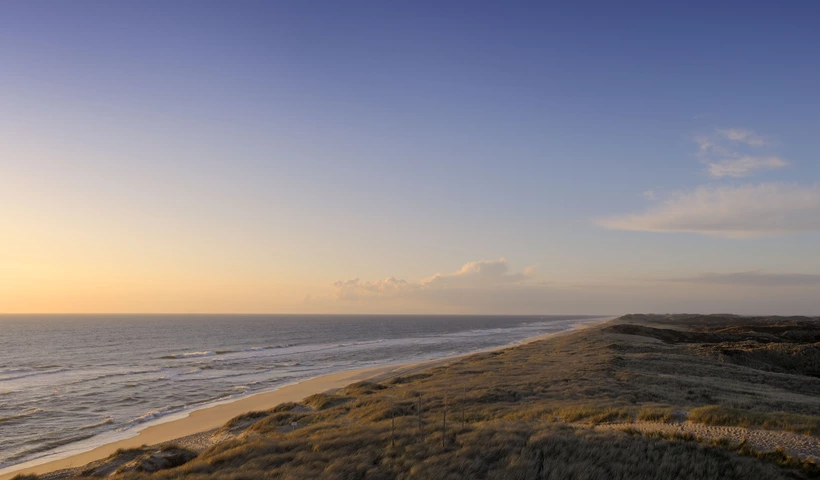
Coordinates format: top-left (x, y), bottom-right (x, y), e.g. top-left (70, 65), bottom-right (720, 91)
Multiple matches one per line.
top-left (462, 385), bottom-right (466, 429)
top-left (418, 395), bottom-right (422, 432)
top-left (442, 389), bottom-right (447, 447)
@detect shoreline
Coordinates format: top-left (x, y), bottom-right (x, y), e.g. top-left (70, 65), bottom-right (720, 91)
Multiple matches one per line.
top-left (0, 317), bottom-right (611, 479)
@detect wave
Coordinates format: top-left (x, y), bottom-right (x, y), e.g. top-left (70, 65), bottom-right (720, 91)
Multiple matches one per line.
top-left (118, 391), bottom-right (236, 432)
top-left (155, 339), bottom-right (422, 367)
top-left (2, 432), bottom-right (98, 465)
top-left (118, 404), bottom-right (186, 430)
top-left (159, 344), bottom-right (296, 361)
top-left (0, 408), bottom-right (42, 424)
top-left (79, 417), bottom-right (114, 430)
top-left (113, 394), bottom-right (145, 405)
top-left (161, 369), bottom-right (269, 383)
top-left (0, 368), bottom-right (35, 376)
top-left (64, 368), bottom-right (163, 386)
top-left (160, 351), bottom-right (214, 359)
top-left (0, 368), bottom-right (70, 382)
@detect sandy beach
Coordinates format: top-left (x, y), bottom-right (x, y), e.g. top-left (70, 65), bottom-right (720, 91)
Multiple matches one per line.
top-left (0, 362), bottom-right (425, 480)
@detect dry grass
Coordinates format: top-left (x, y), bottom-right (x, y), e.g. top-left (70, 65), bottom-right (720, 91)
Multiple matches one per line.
top-left (690, 405), bottom-right (820, 436)
top-left (555, 405), bottom-right (633, 424)
top-left (302, 393), bottom-right (351, 410)
top-left (636, 407), bottom-right (676, 423)
top-left (90, 423), bottom-right (796, 480)
top-left (622, 427), bottom-right (820, 477)
top-left (736, 441), bottom-right (820, 477)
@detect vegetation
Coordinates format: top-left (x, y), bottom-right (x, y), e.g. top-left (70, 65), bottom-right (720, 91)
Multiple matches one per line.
top-left (690, 406), bottom-right (820, 436)
top-left (636, 406), bottom-right (677, 423)
top-left (15, 314), bottom-right (820, 479)
top-left (302, 393), bottom-right (352, 410)
top-left (132, 423), bottom-right (795, 480)
top-left (623, 428), bottom-right (820, 477)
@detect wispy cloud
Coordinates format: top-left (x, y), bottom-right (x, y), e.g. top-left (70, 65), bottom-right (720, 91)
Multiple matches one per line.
top-left (664, 271), bottom-right (820, 287)
top-left (708, 156), bottom-right (788, 178)
top-left (597, 183), bottom-right (820, 238)
top-left (717, 128), bottom-right (767, 147)
top-left (598, 128), bottom-right (811, 238)
top-left (694, 135), bottom-right (730, 156)
top-left (695, 128), bottom-right (786, 178)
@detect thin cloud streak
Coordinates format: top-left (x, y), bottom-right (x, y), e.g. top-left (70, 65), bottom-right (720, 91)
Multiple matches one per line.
top-left (707, 156), bottom-right (787, 178)
top-left (597, 183), bottom-right (820, 238)
top-left (663, 271), bottom-right (820, 287)
top-left (716, 128), bottom-right (767, 147)
top-left (695, 128), bottom-right (785, 178)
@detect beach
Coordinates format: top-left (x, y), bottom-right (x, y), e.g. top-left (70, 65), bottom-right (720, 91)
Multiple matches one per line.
top-left (0, 363), bottom-right (418, 479)
top-left (0, 318), bottom-right (607, 480)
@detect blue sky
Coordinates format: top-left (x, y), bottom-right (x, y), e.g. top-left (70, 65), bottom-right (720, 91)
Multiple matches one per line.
top-left (1, 1), bottom-right (819, 314)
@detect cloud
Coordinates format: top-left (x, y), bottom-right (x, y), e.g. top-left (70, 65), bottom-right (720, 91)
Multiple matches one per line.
top-left (331, 276), bottom-right (414, 300)
top-left (717, 128), bottom-right (766, 147)
top-left (331, 258), bottom-right (537, 302)
top-left (707, 156), bottom-right (788, 178)
top-left (694, 135), bottom-right (731, 156)
top-left (664, 271), bottom-right (820, 287)
top-left (421, 258), bottom-right (533, 288)
top-left (694, 128), bottom-right (785, 178)
top-left (316, 258), bottom-right (820, 315)
top-left (597, 183), bottom-right (820, 238)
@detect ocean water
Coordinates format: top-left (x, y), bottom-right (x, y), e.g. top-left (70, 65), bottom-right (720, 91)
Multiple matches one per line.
top-left (0, 314), bottom-right (600, 472)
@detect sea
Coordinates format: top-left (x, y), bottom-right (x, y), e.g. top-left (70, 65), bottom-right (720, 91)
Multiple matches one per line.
top-left (0, 314), bottom-right (602, 474)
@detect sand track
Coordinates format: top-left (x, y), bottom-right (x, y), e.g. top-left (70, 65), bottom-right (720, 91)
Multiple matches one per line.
top-left (594, 421), bottom-right (820, 462)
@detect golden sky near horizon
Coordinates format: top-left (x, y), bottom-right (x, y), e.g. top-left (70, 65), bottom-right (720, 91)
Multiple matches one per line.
top-left (3, 3), bottom-right (820, 315)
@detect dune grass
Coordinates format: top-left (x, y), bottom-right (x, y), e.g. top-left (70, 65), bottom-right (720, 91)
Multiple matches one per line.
top-left (98, 423), bottom-right (796, 480)
top-left (690, 405), bottom-right (820, 436)
top-left (636, 406), bottom-right (677, 423)
top-left (622, 428), bottom-right (820, 478)
top-left (302, 393), bottom-right (352, 410)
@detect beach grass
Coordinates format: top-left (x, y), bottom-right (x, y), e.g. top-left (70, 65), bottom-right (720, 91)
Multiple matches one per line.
top-left (690, 405), bottom-right (820, 436)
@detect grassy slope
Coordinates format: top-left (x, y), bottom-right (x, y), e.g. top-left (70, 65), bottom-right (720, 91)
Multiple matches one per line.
top-left (29, 314), bottom-right (820, 480)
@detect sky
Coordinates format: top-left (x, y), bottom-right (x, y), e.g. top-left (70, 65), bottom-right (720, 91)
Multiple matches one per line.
top-left (1, 1), bottom-right (819, 315)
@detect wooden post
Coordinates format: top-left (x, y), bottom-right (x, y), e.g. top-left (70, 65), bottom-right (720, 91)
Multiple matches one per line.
top-left (391, 399), bottom-right (395, 447)
top-left (418, 395), bottom-right (422, 432)
top-left (442, 390), bottom-right (447, 447)
top-left (462, 385), bottom-right (466, 429)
